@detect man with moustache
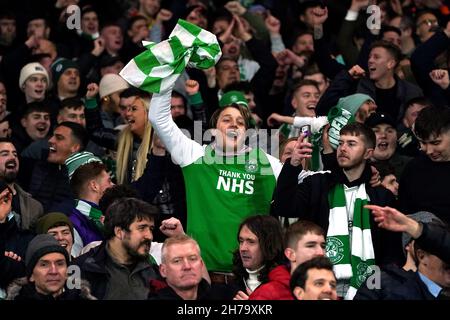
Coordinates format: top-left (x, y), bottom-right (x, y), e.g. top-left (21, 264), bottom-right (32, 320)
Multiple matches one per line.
top-left (273, 123), bottom-right (403, 299)
top-left (0, 138), bottom-right (43, 230)
top-left (74, 197), bottom-right (162, 300)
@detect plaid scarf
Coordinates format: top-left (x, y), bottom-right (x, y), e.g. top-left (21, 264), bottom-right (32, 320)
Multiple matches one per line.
top-left (326, 183), bottom-right (375, 300)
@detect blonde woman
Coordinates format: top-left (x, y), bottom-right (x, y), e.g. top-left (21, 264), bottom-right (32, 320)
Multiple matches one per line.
top-left (86, 84), bottom-right (153, 184)
top-left (115, 88), bottom-right (153, 184)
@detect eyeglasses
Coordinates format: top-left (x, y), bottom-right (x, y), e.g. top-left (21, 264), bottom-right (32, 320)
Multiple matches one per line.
top-left (416, 19), bottom-right (438, 28)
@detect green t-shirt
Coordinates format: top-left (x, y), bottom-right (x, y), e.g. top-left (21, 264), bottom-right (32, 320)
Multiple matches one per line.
top-left (182, 145), bottom-right (276, 272)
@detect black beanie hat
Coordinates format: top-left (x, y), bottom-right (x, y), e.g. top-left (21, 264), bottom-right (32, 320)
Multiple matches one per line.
top-left (25, 234), bottom-right (70, 278)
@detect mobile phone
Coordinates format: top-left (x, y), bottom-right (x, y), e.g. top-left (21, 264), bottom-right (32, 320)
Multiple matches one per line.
top-left (300, 125), bottom-right (311, 170)
top-left (301, 125), bottom-right (311, 143)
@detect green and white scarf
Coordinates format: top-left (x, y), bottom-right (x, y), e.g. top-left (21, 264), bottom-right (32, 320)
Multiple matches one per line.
top-left (75, 200), bottom-right (104, 232)
top-left (120, 19), bottom-right (221, 94)
top-left (326, 183), bottom-right (375, 300)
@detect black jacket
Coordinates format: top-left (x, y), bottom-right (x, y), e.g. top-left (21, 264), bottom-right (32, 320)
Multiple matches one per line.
top-left (7, 277), bottom-right (96, 300)
top-left (354, 264), bottom-right (436, 300)
top-left (73, 241), bottom-right (161, 300)
top-left (398, 154), bottom-right (450, 225)
top-left (24, 160), bottom-right (73, 213)
top-left (150, 279), bottom-right (236, 300)
top-left (316, 70), bottom-right (423, 123)
top-left (273, 162), bottom-right (404, 266)
top-left (0, 219), bottom-right (33, 289)
top-left (133, 153), bottom-right (187, 242)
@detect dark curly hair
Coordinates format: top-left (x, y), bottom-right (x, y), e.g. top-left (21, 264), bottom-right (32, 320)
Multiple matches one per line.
top-left (232, 215), bottom-right (285, 286)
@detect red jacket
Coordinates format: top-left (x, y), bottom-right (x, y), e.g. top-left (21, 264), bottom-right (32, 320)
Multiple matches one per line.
top-left (249, 265), bottom-right (294, 300)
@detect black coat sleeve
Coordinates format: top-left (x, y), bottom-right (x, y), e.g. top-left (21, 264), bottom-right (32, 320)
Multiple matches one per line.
top-left (273, 162), bottom-right (314, 219)
top-left (85, 107), bottom-right (119, 151)
top-left (313, 36), bottom-right (346, 80)
top-left (131, 154), bottom-right (166, 202)
top-left (246, 37), bottom-right (278, 120)
top-left (316, 70), bottom-right (359, 116)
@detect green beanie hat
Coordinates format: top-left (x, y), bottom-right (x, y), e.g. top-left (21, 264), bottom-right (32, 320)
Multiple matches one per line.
top-left (36, 212), bottom-right (74, 238)
top-left (327, 93), bottom-right (375, 149)
top-left (219, 90), bottom-right (257, 128)
top-left (219, 91), bottom-right (249, 108)
top-left (51, 58), bottom-right (79, 86)
top-left (65, 151), bottom-right (102, 180)
top-left (337, 93), bottom-right (374, 116)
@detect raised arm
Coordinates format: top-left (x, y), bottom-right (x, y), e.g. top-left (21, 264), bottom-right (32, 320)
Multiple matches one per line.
top-left (148, 88), bottom-right (204, 167)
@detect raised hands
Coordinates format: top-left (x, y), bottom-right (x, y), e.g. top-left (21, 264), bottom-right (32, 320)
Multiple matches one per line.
top-left (232, 14), bottom-right (252, 42)
top-left (86, 83), bottom-right (99, 99)
top-left (276, 49), bottom-right (307, 68)
top-left (91, 37), bottom-right (105, 56)
top-left (311, 6), bottom-right (328, 26)
top-left (4, 251), bottom-right (22, 262)
top-left (224, 1), bottom-right (247, 16)
top-left (265, 12), bottom-right (281, 35)
top-left (350, 0), bottom-right (370, 12)
top-left (348, 65), bottom-right (366, 80)
top-left (290, 133), bottom-right (313, 167)
top-left (185, 79), bottom-right (200, 96)
top-left (364, 205), bottom-right (422, 238)
top-left (156, 9), bottom-right (173, 23)
top-left (430, 69), bottom-right (450, 90)
top-left (160, 217), bottom-right (184, 237)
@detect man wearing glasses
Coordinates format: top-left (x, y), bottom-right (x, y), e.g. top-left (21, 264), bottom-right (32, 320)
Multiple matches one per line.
top-left (416, 11), bottom-right (439, 43)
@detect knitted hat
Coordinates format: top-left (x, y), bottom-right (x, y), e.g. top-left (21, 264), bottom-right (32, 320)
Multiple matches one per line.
top-left (19, 62), bottom-right (49, 89)
top-left (365, 112), bottom-right (396, 129)
top-left (219, 90), bottom-right (248, 108)
top-left (402, 211), bottom-right (444, 253)
top-left (65, 151), bottom-right (102, 180)
top-left (99, 74), bottom-right (130, 99)
top-left (35, 212), bottom-right (74, 238)
top-left (25, 234), bottom-right (70, 278)
top-left (327, 93), bottom-right (375, 149)
top-left (51, 58), bottom-right (79, 86)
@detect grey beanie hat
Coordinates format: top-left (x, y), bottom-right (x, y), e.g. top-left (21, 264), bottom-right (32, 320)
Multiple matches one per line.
top-left (402, 211), bottom-right (444, 254)
top-left (25, 234), bottom-right (70, 278)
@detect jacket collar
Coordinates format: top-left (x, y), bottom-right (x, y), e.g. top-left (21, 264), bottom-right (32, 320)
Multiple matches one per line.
top-left (333, 163), bottom-right (372, 188)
